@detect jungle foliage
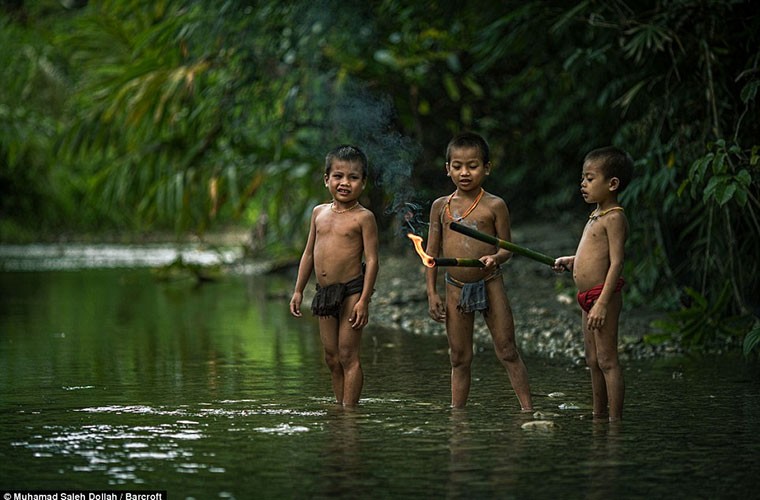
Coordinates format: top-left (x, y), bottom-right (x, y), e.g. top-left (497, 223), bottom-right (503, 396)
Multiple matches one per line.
top-left (1, 0), bottom-right (758, 352)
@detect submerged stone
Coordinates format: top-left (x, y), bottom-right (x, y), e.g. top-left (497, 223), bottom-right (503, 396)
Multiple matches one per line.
top-left (521, 420), bottom-right (557, 431)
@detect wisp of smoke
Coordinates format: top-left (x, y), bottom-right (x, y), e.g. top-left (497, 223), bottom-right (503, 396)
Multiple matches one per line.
top-left (330, 84), bottom-right (426, 236)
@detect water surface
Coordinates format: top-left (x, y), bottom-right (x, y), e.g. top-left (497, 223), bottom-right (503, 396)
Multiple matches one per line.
top-left (1, 255), bottom-right (758, 498)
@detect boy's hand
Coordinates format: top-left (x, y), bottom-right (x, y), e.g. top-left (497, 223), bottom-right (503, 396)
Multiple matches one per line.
top-left (289, 292), bottom-right (303, 317)
top-left (479, 254), bottom-right (498, 271)
top-left (553, 256), bottom-right (573, 273)
top-left (350, 300), bottom-right (369, 329)
top-left (587, 302), bottom-right (607, 330)
top-left (428, 294), bottom-right (446, 323)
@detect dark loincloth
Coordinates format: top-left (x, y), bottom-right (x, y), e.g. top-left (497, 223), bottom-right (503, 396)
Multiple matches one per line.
top-left (311, 274), bottom-right (365, 318)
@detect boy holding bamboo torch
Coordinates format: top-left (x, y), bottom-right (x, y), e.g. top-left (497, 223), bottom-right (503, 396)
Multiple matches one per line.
top-left (425, 132), bottom-right (533, 410)
top-left (552, 146), bottom-right (633, 422)
top-left (289, 145), bottom-right (379, 407)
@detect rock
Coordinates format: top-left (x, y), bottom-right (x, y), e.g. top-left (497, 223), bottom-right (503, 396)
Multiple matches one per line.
top-left (521, 420), bottom-right (557, 431)
top-left (532, 411), bottom-right (560, 419)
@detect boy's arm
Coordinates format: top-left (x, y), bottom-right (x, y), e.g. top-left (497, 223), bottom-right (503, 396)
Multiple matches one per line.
top-left (587, 213), bottom-right (627, 328)
top-left (289, 207), bottom-right (318, 317)
top-left (425, 198), bottom-right (446, 322)
top-left (350, 210), bottom-right (379, 329)
top-left (485, 197), bottom-right (512, 269)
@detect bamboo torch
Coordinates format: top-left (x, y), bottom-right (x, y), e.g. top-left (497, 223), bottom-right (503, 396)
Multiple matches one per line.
top-left (449, 222), bottom-right (557, 267)
top-left (406, 234), bottom-right (485, 268)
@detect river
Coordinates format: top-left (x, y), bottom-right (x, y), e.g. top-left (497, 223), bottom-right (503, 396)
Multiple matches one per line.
top-left (1, 245), bottom-right (758, 498)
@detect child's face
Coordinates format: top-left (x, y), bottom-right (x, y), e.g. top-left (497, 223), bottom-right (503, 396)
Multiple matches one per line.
top-left (446, 146), bottom-right (490, 191)
top-left (580, 160), bottom-right (616, 204)
top-left (324, 160), bottom-right (366, 203)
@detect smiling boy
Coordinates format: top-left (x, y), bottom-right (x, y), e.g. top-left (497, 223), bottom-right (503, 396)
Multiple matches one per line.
top-left (290, 145), bottom-right (379, 407)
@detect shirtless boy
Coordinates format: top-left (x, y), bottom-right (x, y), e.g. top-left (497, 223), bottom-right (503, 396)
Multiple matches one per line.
top-left (553, 146), bottom-right (633, 422)
top-left (289, 145), bottom-right (379, 407)
top-left (426, 132), bottom-right (532, 410)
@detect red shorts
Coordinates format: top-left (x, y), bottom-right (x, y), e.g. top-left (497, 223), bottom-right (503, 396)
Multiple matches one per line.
top-left (577, 278), bottom-right (625, 313)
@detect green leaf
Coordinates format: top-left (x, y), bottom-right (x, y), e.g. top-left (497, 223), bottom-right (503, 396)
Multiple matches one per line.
top-left (743, 323), bottom-right (760, 357)
top-left (683, 287), bottom-right (708, 309)
top-left (711, 150), bottom-right (727, 175)
top-left (702, 175), bottom-right (721, 203)
top-left (462, 75), bottom-right (484, 98)
top-left (443, 73), bottom-right (460, 102)
top-left (715, 182), bottom-right (736, 206)
top-left (614, 79), bottom-right (647, 110)
top-left (734, 185), bottom-right (748, 206)
top-left (740, 80), bottom-right (759, 104)
top-left (736, 169), bottom-right (751, 187)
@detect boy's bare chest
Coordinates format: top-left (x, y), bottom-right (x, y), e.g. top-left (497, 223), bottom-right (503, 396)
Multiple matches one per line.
top-left (316, 218), bottom-right (361, 239)
top-left (578, 220), bottom-right (609, 250)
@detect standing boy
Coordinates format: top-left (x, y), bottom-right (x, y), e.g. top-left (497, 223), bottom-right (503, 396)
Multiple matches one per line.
top-left (290, 145), bottom-right (379, 407)
top-left (553, 146), bottom-right (633, 422)
top-left (425, 132), bottom-right (533, 410)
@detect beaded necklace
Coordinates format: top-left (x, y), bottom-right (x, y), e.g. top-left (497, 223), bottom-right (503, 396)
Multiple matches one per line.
top-left (589, 206), bottom-right (624, 221)
top-left (331, 201), bottom-right (360, 214)
top-left (445, 188), bottom-right (484, 222)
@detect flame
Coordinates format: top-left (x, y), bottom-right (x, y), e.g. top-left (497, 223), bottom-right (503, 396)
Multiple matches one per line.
top-left (407, 234), bottom-right (435, 268)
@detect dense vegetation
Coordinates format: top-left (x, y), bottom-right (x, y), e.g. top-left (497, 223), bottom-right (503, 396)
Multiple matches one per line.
top-left (1, 0), bottom-right (758, 353)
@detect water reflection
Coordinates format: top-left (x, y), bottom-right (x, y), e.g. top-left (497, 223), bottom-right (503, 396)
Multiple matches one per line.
top-left (584, 422), bottom-right (624, 499)
top-left (447, 410), bottom-right (477, 497)
top-left (319, 407), bottom-right (363, 497)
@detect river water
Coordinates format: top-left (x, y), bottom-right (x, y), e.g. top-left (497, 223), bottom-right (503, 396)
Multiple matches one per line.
top-left (1, 245), bottom-right (759, 498)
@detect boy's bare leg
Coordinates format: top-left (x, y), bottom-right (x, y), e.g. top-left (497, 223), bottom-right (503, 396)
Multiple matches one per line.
top-left (583, 293), bottom-right (624, 421)
top-left (445, 285), bottom-right (474, 408)
top-left (319, 316), bottom-right (344, 404)
top-left (583, 321), bottom-right (608, 418)
top-left (338, 295), bottom-right (364, 407)
top-left (484, 281), bottom-right (533, 410)
top-left (595, 294), bottom-right (624, 421)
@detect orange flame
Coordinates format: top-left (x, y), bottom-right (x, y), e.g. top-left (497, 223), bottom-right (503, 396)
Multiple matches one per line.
top-left (407, 233), bottom-right (435, 268)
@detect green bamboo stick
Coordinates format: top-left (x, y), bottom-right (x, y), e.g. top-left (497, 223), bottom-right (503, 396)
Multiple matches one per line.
top-left (434, 257), bottom-right (485, 268)
top-left (450, 222), bottom-right (556, 267)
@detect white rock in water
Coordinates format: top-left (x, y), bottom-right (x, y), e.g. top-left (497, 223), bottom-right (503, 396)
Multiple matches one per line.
top-left (521, 420), bottom-right (557, 430)
top-left (533, 411), bottom-right (560, 419)
top-left (547, 392), bottom-right (565, 398)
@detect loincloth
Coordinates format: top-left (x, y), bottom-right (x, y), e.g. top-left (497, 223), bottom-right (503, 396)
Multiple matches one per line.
top-left (576, 278), bottom-right (625, 313)
top-left (311, 274), bottom-right (365, 318)
top-left (444, 267), bottom-right (502, 315)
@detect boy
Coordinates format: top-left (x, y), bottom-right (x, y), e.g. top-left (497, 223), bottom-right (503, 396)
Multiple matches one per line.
top-left (553, 146), bottom-right (633, 422)
top-left (289, 145), bottom-right (379, 407)
top-left (425, 132), bottom-right (533, 410)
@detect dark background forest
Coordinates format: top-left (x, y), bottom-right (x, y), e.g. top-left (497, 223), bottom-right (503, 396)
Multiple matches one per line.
top-left (1, 0), bottom-right (758, 352)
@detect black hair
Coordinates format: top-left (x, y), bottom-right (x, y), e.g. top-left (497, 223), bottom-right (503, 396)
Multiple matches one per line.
top-left (325, 145), bottom-right (369, 179)
top-left (445, 132), bottom-right (490, 165)
top-left (584, 146), bottom-right (634, 192)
